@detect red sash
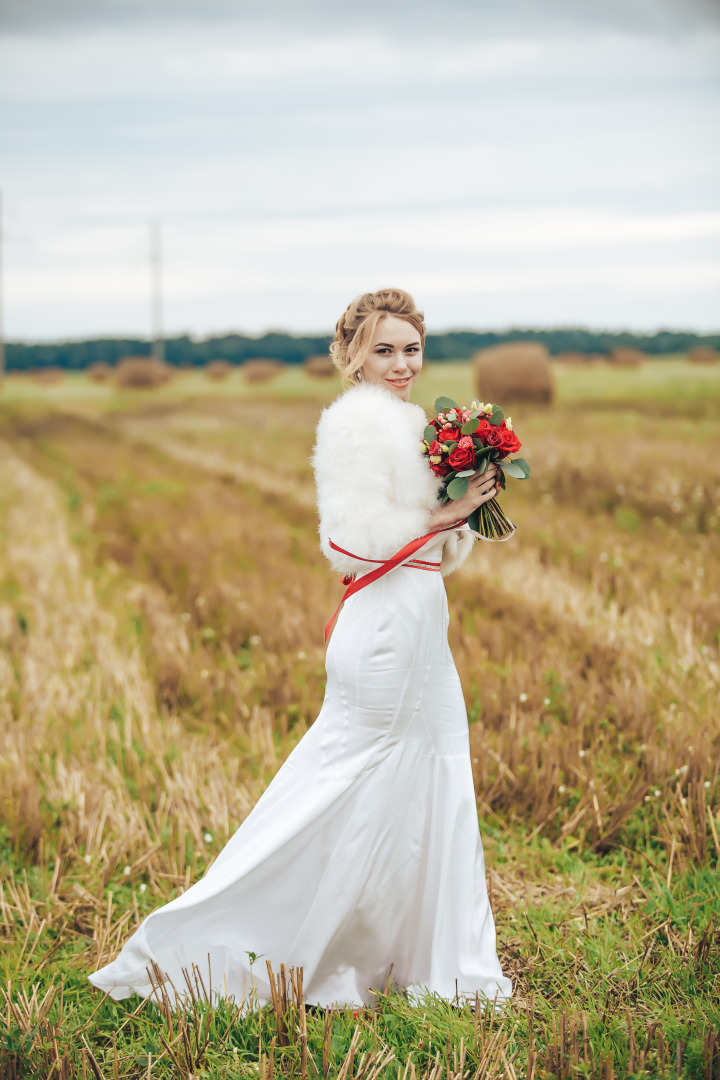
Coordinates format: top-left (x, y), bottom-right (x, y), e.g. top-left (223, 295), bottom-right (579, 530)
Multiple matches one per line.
top-left (324, 522), bottom-right (466, 643)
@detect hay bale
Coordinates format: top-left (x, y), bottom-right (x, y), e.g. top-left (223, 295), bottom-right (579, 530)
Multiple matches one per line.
top-left (473, 342), bottom-right (555, 405)
top-left (31, 367), bottom-right (64, 385)
top-left (688, 346), bottom-right (719, 365)
top-left (115, 356), bottom-right (172, 389)
top-left (554, 351), bottom-right (586, 365)
top-left (87, 361), bottom-right (113, 382)
top-left (608, 347), bottom-right (648, 367)
top-left (304, 354), bottom-right (337, 379)
top-left (241, 358), bottom-right (285, 383)
top-left (205, 359), bottom-right (234, 381)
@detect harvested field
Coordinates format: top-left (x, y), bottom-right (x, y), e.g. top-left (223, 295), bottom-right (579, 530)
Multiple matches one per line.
top-left (0, 358), bottom-right (719, 1078)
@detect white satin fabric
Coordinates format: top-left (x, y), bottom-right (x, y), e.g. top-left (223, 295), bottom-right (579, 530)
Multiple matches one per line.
top-left (89, 559), bottom-right (512, 1008)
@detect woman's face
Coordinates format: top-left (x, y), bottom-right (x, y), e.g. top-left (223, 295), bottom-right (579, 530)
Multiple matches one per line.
top-left (360, 315), bottom-right (423, 401)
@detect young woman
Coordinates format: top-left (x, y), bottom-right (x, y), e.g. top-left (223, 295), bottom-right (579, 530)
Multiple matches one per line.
top-left (89, 288), bottom-right (512, 1009)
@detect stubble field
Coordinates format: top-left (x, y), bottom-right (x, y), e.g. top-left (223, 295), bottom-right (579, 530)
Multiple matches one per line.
top-left (0, 358), bottom-right (719, 1079)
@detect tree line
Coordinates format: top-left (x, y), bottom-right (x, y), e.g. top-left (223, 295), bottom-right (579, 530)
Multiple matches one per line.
top-left (5, 327), bottom-right (719, 372)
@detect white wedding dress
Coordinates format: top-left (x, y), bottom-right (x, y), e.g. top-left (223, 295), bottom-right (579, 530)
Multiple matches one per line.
top-left (89, 548), bottom-right (512, 1008)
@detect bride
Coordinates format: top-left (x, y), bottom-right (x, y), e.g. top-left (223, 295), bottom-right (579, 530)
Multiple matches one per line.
top-left (89, 288), bottom-right (512, 1009)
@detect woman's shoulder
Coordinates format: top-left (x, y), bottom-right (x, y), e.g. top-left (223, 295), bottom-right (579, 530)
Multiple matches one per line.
top-left (316, 382), bottom-right (427, 435)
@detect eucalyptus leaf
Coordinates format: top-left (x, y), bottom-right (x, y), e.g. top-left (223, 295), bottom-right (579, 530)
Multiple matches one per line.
top-left (445, 441), bottom-right (458, 452)
top-left (454, 469), bottom-right (475, 478)
top-left (424, 425), bottom-right (437, 444)
top-left (435, 396), bottom-right (458, 413)
top-left (461, 418), bottom-right (480, 435)
top-left (446, 476), bottom-right (469, 500)
top-left (489, 406), bottom-right (504, 426)
top-left (499, 459), bottom-right (526, 479)
top-left (512, 457), bottom-right (531, 477)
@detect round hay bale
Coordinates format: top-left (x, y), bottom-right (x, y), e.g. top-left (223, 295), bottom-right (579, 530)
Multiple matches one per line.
top-left (554, 351), bottom-right (586, 365)
top-left (241, 358), bottom-right (285, 383)
top-left (304, 354), bottom-right (337, 379)
top-left (608, 347), bottom-right (648, 367)
top-left (688, 346), bottom-right (719, 365)
top-left (87, 361), bottom-right (113, 382)
top-left (31, 367), bottom-right (64, 385)
top-left (473, 342), bottom-right (555, 406)
top-left (116, 356), bottom-right (172, 389)
top-left (205, 359), bottom-right (234, 381)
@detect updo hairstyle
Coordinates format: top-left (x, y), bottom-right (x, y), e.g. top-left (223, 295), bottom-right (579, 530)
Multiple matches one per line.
top-left (330, 288), bottom-right (426, 388)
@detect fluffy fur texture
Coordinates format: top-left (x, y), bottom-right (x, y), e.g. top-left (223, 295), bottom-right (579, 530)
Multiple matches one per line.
top-left (312, 382), bottom-right (474, 578)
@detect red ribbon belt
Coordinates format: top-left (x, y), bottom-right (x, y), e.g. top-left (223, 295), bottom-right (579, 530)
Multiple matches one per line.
top-left (324, 522), bottom-right (466, 643)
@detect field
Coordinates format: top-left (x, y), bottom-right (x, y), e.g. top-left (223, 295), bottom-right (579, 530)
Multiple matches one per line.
top-left (0, 358), bottom-right (719, 1079)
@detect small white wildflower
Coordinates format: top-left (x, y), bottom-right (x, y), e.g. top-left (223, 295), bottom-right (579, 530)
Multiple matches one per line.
top-left (644, 795), bottom-right (650, 802)
top-left (123, 865), bottom-right (131, 876)
top-left (579, 749), bottom-right (586, 758)
top-left (181, 612), bottom-right (191, 622)
top-left (83, 854), bottom-right (91, 864)
top-left (640, 744), bottom-right (647, 751)
top-left (519, 692), bottom-right (528, 703)
top-left (654, 789), bottom-right (661, 797)
top-left (204, 832), bottom-right (213, 844)
top-left (297, 650), bottom-right (307, 660)
top-left (249, 634), bottom-right (261, 646)
top-left (558, 785), bottom-right (566, 794)
top-left (704, 781), bottom-right (711, 789)
top-left (472, 757), bottom-right (478, 764)
top-left (200, 668), bottom-right (209, 679)
top-left (543, 697), bottom-right (551, 706)
top-left (138, 883), bottom-right (147, 893)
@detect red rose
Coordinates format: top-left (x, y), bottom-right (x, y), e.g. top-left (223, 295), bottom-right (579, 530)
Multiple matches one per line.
top-left (438, 427), bottom-right (461, 445)
top-left (430, 462), bottom-right (452, 477)
top-left (471, 416), bottom-right (493, 444)
top-left (497, 422), bottom-right (522, 455)
top-left (447, 436), bottom-right (475, 471)
top-left (482, 425), bottom-right (505, 451)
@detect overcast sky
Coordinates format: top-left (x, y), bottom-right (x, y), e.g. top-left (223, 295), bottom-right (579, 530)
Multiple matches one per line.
top-left (1, 0), bottom-right (719, 340)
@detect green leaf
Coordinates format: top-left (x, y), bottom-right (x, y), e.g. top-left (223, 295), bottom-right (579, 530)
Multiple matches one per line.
top-left (423, 425), bottom-right (437, 444)
top-left (446, 476), bottom-right (469, 500)
top-left (499, 459), bottom-right (526, 479)
top-left (445, 441), bottom-right (458, 452)
top-left (489, 406), bottom-right (504, 426)
top-left (466, 508), bottom-right (480, 533)
top-left (497, 469), bottom-right (507, 490)
top-left (461, 418), bottom-right (480, 435)
top-left (512, 457), bottom-right (531, 477)
top-left (435, 396), bottom-right (459, 413)
top-left (454, 469), bottom-right (475, 478)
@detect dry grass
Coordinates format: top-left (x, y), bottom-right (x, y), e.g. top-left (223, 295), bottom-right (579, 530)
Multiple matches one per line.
top-left (688, 346), bottom-right (719, 365)
top-left (608, 348), bottom-right (648, 367)
top-left (553, 351), bottom-right (587, 365)
top-left (30, 367), bottom-right (64, 385)
top-left (241, 358), bottom-right (286, 383)
top-left (204, 359), bottom-right (234, 380)
top-left (86, 361), bottom-right (113, 382)
top-left (474, 343), bottom-right (555, 404)
top-left (115, 356), bottom-right (173, 388)
top-left (304, 354), bottom-right (337, 378)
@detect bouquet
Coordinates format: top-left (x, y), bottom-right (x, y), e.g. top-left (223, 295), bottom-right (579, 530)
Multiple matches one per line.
top-left (420, 396), bottom-right (530, 540)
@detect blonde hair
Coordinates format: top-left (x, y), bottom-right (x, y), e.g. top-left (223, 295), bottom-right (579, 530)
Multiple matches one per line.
top-left (329, 288), bottom-right (426, 389)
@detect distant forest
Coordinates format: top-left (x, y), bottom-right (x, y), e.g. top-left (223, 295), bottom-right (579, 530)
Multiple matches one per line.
top-left (6, 327), bottom-right (720, 371)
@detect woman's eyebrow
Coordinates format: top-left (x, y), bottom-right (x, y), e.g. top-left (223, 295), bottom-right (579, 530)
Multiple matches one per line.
top-left (374, 341), bottom-right (420, 348)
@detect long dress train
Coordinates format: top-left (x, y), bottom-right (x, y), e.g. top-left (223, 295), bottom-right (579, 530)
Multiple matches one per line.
top-left (89, 558), bottom-right (512, 1008)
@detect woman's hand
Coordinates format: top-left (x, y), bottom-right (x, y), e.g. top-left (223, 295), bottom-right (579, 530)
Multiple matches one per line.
top-left (430, 464), bottom-right (501, 528)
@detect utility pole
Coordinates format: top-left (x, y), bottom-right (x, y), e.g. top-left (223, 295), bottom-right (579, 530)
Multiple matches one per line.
top-left (0, 191), bottom-right (5, 393)
top-left (150, 219), bottom-right (164, 363)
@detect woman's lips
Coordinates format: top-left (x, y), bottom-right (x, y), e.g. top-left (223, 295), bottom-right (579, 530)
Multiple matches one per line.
top-left (386, 376), bottom-right (411, 385)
